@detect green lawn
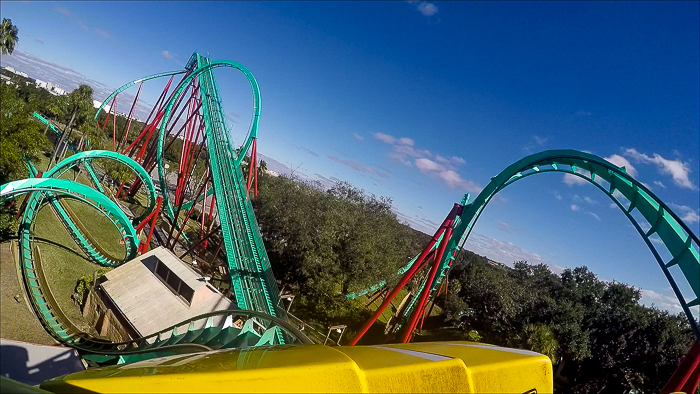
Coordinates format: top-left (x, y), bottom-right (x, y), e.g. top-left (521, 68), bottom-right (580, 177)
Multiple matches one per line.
top-left (0, 242), bottom-right (56, 345)
top-left (32, 203), bottom-right (105, 334)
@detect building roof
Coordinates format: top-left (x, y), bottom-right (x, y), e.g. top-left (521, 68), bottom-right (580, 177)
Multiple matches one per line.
top-left (100, 247), bottom-right (236, 337)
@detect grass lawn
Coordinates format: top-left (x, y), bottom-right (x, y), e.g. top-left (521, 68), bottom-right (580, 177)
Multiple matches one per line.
top-left (0, 242), bottom-right (56, 345)
top-left (31, 202), bottom-right (113, 335)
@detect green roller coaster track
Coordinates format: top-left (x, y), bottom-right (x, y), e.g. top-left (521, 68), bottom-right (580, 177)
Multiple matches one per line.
top-left (363, 150), bottom-right (699, 341)
top-left (152, 55), bottom-right (280, 322)
top-left (91, 54), bottom-right (280, 319)
top-left (1, 171), bottom-right (307, 365)
top-left (43, 150), bottom-right (158, 223)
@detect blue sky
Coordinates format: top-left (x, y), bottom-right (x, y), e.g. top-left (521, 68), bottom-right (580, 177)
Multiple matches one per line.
top-left (2, 1), bottom-right (699, 314)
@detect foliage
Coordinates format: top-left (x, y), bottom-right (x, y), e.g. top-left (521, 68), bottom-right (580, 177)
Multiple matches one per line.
top-left (1, 18), bottom-right (19, 55)
top-left (253, 175), bottom-right (423, 326)
top-left (522, 323), bottom-right (559, 362)
top-left (445, 258), bottom-right (694, 393)
top-left (103, 161), bottom-right (132, 184)
top-left (49, 84), bottom-right (94, 166)
top-left (0, 83), bottom-right (50, 184)
top-left (75, 267), bottom-right (113, 304)
top-left (0, 204), bottom-right (19, 241)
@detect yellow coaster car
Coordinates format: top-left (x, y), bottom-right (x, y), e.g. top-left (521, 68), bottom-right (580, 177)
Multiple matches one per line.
top-left (35, 341), bottom-right (552, 393)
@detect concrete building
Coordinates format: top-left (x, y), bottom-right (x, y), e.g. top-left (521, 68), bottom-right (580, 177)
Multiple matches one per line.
top-left (34, 79), bottom-right (48, 89)
top-left (93, 99), bottom-right (110, 113)
top-left (82, 247), bottom-right (237, 343)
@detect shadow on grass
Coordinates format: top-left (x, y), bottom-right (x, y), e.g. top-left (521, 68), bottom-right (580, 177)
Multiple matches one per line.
top-left (31, 237), bottom-right (86, 261)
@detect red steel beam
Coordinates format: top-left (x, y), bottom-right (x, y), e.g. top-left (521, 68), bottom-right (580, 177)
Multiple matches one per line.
top-left (348, 203), bottom-right (462, 346)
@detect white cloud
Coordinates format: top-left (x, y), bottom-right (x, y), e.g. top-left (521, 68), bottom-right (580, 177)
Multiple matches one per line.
top-left (571, 202), bottom-right (602, 221)
top-left (55, 6), bottom-right (71, 16)
top-left (604, 154), bottom-right (637, 177)
top-left (497, 220), bottom-right (514, 233)
top-left (353, 132), bottom-right (364, 141)
top-left (397, 137), bottom-right (414, 146)
top-left (586, 212), bottom-right (601, 221)
top-left (436, 170), bottom-right (482, 192)
top-left (466, 233), bottom-right (562, 273)
top-left (415, 158), bottom-right (444, 173)
top-left (435, 155), bottom-right (450, 164)
top-left (328, 155), bottom-right (389, 178)
top-left (373, 132), bottom-right (477, 189)
top-left (93, 27), bottom-right (111, 39)
top-left (374, 132), bottom-right (396, 144)
top-left (624, 148), bottom-right (697, 190)
top-left (413, 2), bottom-right (438, 16)
top-left (668, 203), bottom-right (700, 224)
top-left (563, 173), bottom-right (588, 186)
top-left (450, 156), bottom-right (466, 165)
top-left (553, 191), bottom-right (562, 201)
top-left (161, 50), bottom-right (175, 59)
top-left (534, 135), bottom-right (548, 145)
top-left (639, 288), bottom-right (684, 314)
top-left (584, 196), bottom-right (597, 205)
top-left (654, 180), bottom-right (666, 188)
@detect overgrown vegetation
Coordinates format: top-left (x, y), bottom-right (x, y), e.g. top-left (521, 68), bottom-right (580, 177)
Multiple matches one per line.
top-left (75, 267), bottom-right (113, 304)
top-left (252, 171), bottom-right (695, 393)
top-left (432, 258), bottom-right (695, 393)
top-left (253, 174), bottom-right (424, 326)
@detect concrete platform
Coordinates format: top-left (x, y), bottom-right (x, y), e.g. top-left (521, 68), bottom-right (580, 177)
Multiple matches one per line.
top-left (0, 338), bottom-right (85, 386)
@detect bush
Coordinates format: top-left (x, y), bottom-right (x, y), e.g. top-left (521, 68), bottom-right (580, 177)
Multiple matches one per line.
top-left (75, 267), bottom-right (112, 304)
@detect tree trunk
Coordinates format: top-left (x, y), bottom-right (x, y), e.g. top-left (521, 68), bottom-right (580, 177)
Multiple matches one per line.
top-left (48, 110), bottom-right (76, 168)
top-left (43, 123), bottom-right (50, 136)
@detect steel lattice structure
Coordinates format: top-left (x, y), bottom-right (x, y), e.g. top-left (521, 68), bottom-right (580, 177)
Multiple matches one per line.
top-left (91, 53), bottom-right (280, 320)
top-left (1, 54), bottom-right (697, 384)
top-left (350, 150), bottom-right (700, 346)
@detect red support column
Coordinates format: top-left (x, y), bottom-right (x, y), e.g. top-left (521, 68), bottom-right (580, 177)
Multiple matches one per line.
top-left (662, 341), bottom-right (700, 394)
top-left (101, 96), bottom-right (116, 131)
top-left (117, 82), bottom-right (142, 152)
top-left (401, 224), bottom-right (455, 343)
top-left (137, 197), bottom-right (162, 254)
top-left (348, 203), bottom-right (462, 346)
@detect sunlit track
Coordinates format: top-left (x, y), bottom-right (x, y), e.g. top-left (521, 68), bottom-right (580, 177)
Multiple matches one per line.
top-left (1, 166), bottom-right (306, 365)
top-left (350, 150), bottom-right (700, 345)
top-left (95, 53), bottom-right (282, 321)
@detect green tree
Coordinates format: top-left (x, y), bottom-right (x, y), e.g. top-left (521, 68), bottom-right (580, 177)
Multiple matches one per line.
top-left (0, 18), bottom-right (19, 55)
top-left (0, 84), bottom-right (50, 183)
top-left (522, 323), bottom-right (559, 362)
top-left (48, 84), bottom-right (94, 167)
top-left (252, 176), bottom-right (421, 325)
top-left (0, 84), bottom-right (50, 238)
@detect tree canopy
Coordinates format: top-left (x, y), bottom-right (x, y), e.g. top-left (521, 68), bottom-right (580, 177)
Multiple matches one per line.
top-left (253, 174), bottom-right (423, 324)
top-left (1, 18), bottom-right (19, 55)
top-left (443, 258), bottom-right (695, 393)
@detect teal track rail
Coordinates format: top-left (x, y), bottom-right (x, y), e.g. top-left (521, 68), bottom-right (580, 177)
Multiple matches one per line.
top-left (153, 55), bottom-right (281, 324)
top-left (44, 150), bottom-right (158, 223)
top-left (94, 71), bottom-right (187, 117)
top-left (32, 112), bottom-right (78, 153)
top-left (381, 150), bottom-right (699, 341)
top-left (2, 179), bottom-right (308, 364)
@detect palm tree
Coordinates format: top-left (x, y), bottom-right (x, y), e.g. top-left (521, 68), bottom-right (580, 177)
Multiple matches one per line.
top-left (48, 84), bottom-right (94, 167)
top-left (1, 18), bottom-right (19, 55)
